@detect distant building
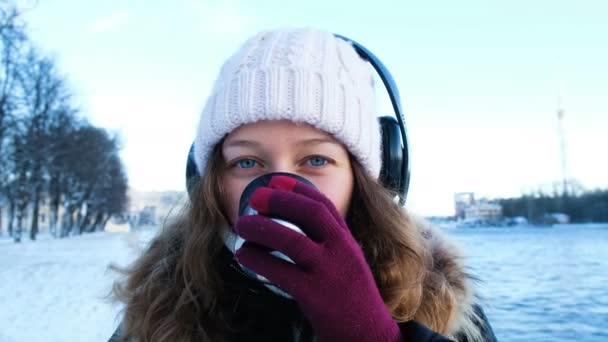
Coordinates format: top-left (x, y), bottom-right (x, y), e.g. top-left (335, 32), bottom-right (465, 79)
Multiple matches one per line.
top-left (104, 217), bottom-right (131, 233)
top-left (137, 206), bottom-right (157, 226)
top-left (0, 190), bottom-right (186, 235)
top-left (126, 189), bottom-right (186, 228)
top-left (0, 201), bottom-right (54, 235)
top-left (454, 192), bottom-right (475, 219)
top-left (454, 192), bottom-right (503, 222)
top-left (464, 202), bottom-right (503, 221)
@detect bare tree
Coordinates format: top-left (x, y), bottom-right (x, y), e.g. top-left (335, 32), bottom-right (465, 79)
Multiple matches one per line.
top-left (12, 49), bottom-right (71, 240)
top-left (55, 125), bottom-right (127, 236)
top-left (0, 1), bottom-right (129, 241)
top-left (7, 133), bottom-right (30, 242)
top-left (45, 107), bottom-right (79, 236)
top-left (80, 151), bottom-right (128, 233)
top-left (0, 0), bottom-right (26, 236)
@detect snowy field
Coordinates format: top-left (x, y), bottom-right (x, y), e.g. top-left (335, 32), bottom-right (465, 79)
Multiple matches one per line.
top-left (0, 228), bottom-right (158, 342)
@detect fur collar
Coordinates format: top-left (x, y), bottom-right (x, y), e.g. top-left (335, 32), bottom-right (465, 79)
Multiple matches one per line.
top-left (411, 216), bottom-right (495, 342)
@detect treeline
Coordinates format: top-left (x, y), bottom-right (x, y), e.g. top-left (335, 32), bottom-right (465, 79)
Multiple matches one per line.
top-left (498, 189), bottom-right (608, 224)
top-left (0, 2), bottom-right (128, 242)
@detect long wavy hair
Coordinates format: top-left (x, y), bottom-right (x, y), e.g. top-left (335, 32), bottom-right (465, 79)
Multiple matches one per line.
top-left (112, 141), bottom-right (456, 341)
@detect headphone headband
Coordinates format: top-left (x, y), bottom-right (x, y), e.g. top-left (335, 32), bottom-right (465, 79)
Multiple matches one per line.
top-left (335, 34), bottom-right (410, 203)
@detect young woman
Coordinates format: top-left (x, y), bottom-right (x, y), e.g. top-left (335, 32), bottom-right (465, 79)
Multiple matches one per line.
top-left (110, 28), bottom-right (496, 341)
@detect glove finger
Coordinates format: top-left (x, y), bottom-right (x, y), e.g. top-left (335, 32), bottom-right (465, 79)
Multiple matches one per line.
top-left (268, 175), bottom-right (343, 224)
top-left (249, 187), bottom-right (344, 241)
top-left (236, 245), bottom-right (309, 299)
top-left (235, 215), bottom-right (321, 268)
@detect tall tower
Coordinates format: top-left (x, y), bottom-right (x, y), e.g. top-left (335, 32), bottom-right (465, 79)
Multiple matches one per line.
top-left (557, 90), bottom-right (568, 196)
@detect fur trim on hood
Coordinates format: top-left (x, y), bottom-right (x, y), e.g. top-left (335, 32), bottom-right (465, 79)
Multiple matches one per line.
top-left (411, 215), bottom-right (496, 342)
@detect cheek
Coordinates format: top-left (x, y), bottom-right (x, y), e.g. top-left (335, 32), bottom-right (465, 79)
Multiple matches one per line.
top-left (313, 170), bottom-right (354, 217)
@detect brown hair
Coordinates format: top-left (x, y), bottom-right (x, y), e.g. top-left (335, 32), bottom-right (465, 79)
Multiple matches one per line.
top-left (112, 143), bottom-right (454, 341)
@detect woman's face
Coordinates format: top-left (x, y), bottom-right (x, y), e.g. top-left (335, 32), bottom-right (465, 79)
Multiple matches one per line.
top-left (221, 120), bottom-right (354, 225)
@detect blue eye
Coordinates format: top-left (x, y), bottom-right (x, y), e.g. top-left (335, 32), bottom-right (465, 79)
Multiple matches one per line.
top-left (236, 159), bottom-right (257, 169)
top-left (307, 156), bottom-right (328, 167)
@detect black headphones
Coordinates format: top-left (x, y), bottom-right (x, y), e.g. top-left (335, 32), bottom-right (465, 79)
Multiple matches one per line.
top-left (186, 34), bottom-right (410, 204)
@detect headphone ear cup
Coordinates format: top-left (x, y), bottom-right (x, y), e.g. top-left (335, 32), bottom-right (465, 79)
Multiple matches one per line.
top-left (186, 143), bottom-right (199, 199)
top-left (379, 116), bottom-right (404, 194)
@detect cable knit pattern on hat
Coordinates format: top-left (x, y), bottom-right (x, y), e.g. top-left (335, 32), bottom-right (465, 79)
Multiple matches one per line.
top-left (194, 28), bottom-right (381, 178)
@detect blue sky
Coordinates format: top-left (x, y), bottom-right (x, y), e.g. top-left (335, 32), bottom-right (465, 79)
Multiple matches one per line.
top-left (19, 0), bottom-right (608, 215)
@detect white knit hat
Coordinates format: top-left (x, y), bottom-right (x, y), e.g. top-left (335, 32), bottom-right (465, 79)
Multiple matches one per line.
top-left (194, 28), bottom-right (381, 178)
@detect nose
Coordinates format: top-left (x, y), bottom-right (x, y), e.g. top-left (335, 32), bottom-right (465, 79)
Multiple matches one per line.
top-left (265, 164), bottom-right (315, 187)
top-left (268, 161), bottom-right (297, 176)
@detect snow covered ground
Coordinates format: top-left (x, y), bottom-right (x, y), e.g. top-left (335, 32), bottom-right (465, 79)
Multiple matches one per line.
top-left (0, 228), bottom-right (158, 342)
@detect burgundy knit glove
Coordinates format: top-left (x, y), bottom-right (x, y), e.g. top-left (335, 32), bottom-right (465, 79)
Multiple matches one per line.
top-left (234, 175), bottom-right (401, 342)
